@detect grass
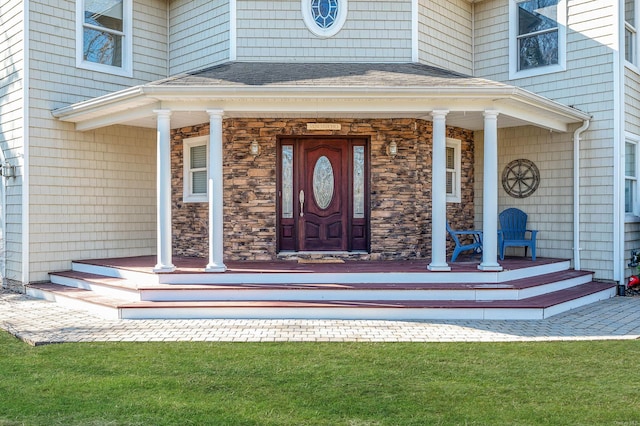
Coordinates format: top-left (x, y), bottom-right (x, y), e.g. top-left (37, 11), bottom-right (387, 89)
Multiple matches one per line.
top-left (1, 331), bottom-right (639, 425)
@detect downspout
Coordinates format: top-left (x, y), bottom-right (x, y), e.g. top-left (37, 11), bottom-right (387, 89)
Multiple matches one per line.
top-left (0, 150), bottom-right (7, 287)
top-left (21, 0), bottom-right (30, 285)
top-left (613, 0), bottom-right (624, 286)
top-left (166, 0), bottom-right (170, 77)
top-left (573, 119), bottom-right (590, 271)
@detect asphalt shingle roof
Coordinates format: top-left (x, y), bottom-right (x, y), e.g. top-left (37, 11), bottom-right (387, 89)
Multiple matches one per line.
top-left (152, 62), bottom-right (511, 89)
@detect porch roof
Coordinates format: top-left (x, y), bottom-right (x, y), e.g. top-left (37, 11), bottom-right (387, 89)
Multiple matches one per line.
top-left (52, 62), bottom-right (591, 132)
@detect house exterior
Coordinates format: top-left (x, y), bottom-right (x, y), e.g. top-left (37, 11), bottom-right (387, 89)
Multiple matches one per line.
top-left (0, 0), bottom-right (637, 295)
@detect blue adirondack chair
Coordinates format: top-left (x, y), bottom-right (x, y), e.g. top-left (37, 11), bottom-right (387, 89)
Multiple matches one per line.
top-left (446, 221), bottom-right (483, 262)
top-left (498, 208), bottom-right (538, 260)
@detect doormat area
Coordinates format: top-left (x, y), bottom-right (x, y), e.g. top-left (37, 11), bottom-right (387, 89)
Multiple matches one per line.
top-left (297, 258), bottom-right (346, 264)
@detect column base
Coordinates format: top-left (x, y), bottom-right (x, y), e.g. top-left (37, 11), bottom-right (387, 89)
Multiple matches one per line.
top-left (477, 263), bottom-right (503, 271)
top-left (427, 263), bottom-right (451, 272)
top-left (205, 263), bottom-right (227, 273)
top-left (153, 264), bottom-right (176, 273)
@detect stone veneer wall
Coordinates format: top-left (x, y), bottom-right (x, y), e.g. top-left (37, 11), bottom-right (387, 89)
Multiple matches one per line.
top-left (171, 118), bottom-right (475, 261)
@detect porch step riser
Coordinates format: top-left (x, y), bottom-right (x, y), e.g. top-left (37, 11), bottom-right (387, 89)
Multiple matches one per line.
top-left (541, 288), bottom-right (618, 319)
top-left (512, 274), bottom-right (593, 299)
top-left (26, 287), bottom-right (121, 320)
top-left (71, 262), bottom-right (160, 286)
top-left (120, 306), bottom-right (543, 320)
top-left (50, 275), bottom-right (141, 302)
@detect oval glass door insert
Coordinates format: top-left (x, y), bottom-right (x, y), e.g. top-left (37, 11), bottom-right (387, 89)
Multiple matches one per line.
top-left (313, 156), bottom-right (334, 210)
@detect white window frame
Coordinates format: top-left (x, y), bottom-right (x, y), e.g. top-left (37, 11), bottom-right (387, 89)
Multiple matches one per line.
top-left (446, 138), bottom-right (461, 203)
top-left (626, 0), bottom-right (639, 70)
top-left (76, 0), bottom-right (133, 77)
top-left (509, 0), bottom-right (566, 80)
top-left (301, 0), bottom-right (348, 38)
top-left (183, 136), bottom-right (209, 203)
top-left (626, 133), bottom-right (640, 219)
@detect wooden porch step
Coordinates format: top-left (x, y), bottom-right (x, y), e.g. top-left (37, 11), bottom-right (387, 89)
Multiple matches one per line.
top-left (125, 282), bottom-right (615, 309)
top-left (69, 257), bottom-right (574, 286)
top-left (50, 268), bottom-right (593, 292)
top-left (51, 270), bottom-right (140, 290)
top-left (47, 269), bottom-right (596, 304)
top-left (27, 281), bottom-right (617, 321)
top-left (27, 282), bottom-right (130, 320)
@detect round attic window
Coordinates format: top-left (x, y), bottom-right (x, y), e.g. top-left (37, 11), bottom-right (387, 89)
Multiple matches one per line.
top-left (302, 0), bottom-right (347, 38)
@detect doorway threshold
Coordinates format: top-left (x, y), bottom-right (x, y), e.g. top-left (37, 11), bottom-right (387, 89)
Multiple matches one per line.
top-left (277, 251), bottom-right (370, 261)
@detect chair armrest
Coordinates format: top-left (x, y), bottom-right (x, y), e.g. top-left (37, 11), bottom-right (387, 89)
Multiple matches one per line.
top-left (453, 230), bottom-right (483, 243)
top-left (452, 230), bottom-right (482, 236)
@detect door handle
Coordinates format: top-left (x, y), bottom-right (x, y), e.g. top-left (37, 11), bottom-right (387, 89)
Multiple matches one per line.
top-left (299, 190), bottom-right (304, 217)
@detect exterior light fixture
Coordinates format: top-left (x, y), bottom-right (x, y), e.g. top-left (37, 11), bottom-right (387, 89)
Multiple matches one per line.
top-left (249, 140), bottom-right (260, 157)
top-left (0, 162), bottom-right (15, 178)
top-left (387, 141), bottom-right (398, 158)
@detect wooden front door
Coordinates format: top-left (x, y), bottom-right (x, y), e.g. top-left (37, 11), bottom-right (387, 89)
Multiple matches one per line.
top-left (278, 137), bottom-right (369, 252)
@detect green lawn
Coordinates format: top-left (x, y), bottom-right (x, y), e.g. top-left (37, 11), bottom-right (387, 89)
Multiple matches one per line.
top-left (1, 331), bottom-right (639, 425)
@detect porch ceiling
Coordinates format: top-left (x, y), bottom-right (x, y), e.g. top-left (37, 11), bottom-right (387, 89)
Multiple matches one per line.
top-left (52, 62), bottom-right (591, 132)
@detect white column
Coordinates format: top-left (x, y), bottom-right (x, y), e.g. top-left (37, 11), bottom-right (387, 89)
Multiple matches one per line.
top-left (205, 109), bottom-right (227, 272)
top-left (428, 110), bottom-right (451, 271)
top-left (153, 109), bottom-right (175, 273)
top-left (478, 110), bottom-right (503, 271)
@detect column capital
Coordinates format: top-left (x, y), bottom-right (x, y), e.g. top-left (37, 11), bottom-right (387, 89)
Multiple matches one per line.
top-left (153, 109), bottom-right (172, 117)
top-left (483, 109), bottom-right (500, 119)
top-left (206, 109), bottom-right (225, 118)
top-left (431, 109), bottom-right (450, 119)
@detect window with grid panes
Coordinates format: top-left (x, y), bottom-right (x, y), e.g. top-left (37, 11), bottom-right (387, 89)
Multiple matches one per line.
top-left (626, 136), bottom-right (639, 216)
top-left (183, 137), bottom-right (208, 203)
top-left (446, 138), bottom-right (461, 203)
top-left (626, 0), bottom-right (638, 65)
top-left (509, 0), bottom-right (565, 78)
top-left (78, 0), bottom-right (132, 75)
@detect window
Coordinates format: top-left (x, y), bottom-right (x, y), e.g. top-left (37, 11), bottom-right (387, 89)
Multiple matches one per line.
top-left (77, 0), bottom-right (132, 76)
top-left (626, 0), bottom-right (638, 65)
top-left (353, 145), bottom-right (365, 218)
top-left (302, 0), bottom-right (348, 38)
top-left (446, 138), bottom-right (461, 203)
top-left (509, 0), bottom-right (566, 79)
top-left (183, 136), bottom-right (208, 203)
top-left (281, 145), bottom-right (294, 218)
top-left (626, 135), bottom-right (640, 216)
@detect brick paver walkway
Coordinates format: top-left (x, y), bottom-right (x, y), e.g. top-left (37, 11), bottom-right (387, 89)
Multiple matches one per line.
top-left (1, 290), bottom-right (639, 345)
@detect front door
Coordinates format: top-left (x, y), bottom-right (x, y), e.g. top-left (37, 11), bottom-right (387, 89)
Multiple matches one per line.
top-left (278, 137), bottom-right (369, 252)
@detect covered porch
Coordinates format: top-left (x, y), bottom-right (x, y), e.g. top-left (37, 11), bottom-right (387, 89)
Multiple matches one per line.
top-left (52, 63), bottom-right (592, 275)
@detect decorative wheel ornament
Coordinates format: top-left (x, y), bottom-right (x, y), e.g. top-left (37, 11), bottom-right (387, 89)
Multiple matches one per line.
top-left (502, 159), bottom-right (540, 198)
